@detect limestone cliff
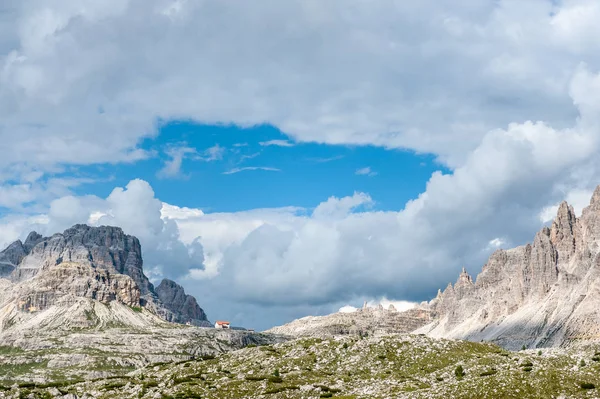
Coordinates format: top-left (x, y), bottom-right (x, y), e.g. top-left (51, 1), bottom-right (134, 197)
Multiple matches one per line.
top-left (156, 278), bottom-right (210, 326)
top-left (418, 186), bottom-right (600, 349)
top-left (0, 224), bottom-right (210, 331)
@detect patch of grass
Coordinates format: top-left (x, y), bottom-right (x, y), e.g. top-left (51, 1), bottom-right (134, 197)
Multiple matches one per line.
top-left (454, 365), bottom-right (465, 379)
top-left (479, 369), bottom-right (497, 377)
top-left (265, 385), bottom-right (300, 394)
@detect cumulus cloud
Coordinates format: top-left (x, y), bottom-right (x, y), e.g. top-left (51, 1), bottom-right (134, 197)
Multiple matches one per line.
top-left (2, 0), bottom-right (599, 183)
top-left (2, 0), bottom-right (600, 329)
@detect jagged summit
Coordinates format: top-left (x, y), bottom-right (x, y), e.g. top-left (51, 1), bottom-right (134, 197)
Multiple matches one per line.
top-left (0, 224), bottom-right (210, 332)
top-left (417, 186), bottom-right (600, 349)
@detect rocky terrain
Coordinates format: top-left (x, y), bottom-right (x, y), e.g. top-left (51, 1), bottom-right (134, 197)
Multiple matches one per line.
top-left (267, 304), bottom-right (431, 338)
top-left (4, 333), bottom-right (600, 398)
top-left (416, 186), bottom-right (600, 350)
top-left (0, 224), bottom-right (282, 382)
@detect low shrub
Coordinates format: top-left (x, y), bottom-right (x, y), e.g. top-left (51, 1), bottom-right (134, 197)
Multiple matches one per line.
top-left (479, 369), bottom-right (497, 377)
top-left (454, 365), bottom-right (466, 379)
top-left (581, 383), bottom-right (596, 390)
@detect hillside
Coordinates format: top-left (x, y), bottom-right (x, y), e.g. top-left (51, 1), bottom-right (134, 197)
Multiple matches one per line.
top-left (5, 333), bottom-right (600, 398)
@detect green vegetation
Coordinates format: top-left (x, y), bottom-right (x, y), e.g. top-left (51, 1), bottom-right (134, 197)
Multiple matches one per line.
top-left (3, 334), bottom-right (600, 398)
top-left (454, 365), bottom-right (466, 379)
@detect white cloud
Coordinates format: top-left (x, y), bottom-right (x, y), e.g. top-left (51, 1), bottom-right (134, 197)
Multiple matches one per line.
top-left (355, 167), bottom-right (377, 177)
top-left (2, 0), bottom-right (600, 329)
top-left (201, 144), bottom-right (225, 162)
top-left (161, 203), bottom-right (204, 220)
top-left (1, 0), bottom-right (599, 183)
top-left (223, 167), bottom-right (281, 175)
top-left (157, 145), bottom-right (196, 179)
top-left (259, 140), bottom-right (295, 147)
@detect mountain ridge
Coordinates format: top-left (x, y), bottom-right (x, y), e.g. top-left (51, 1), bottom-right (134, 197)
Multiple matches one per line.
top-left (416, 186), bottom-right (600, 349)
top-left (0, 223), bottom-right (211, 330)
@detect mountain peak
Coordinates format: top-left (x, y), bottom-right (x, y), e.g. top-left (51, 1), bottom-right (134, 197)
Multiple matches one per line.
top-left (0, 223), bottom-right (210, 331)
top-left (418, 186), bottom-right (600, 349)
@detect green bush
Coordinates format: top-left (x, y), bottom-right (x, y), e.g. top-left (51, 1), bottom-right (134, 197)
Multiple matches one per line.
top-left (581, 383), bottom-right (595, 390)
top-left (272, 369), bottom-right (280, 377)
top-left (522, 367), bottom-right (533, 372)
top-left (479, 369), bottom-right (497, 377)
top-left (268, 376), bottom-right (283, 383)
top-left (580, 359), bottom-right (586, 367)
top-left (454, 365), bottom-right (465, 379)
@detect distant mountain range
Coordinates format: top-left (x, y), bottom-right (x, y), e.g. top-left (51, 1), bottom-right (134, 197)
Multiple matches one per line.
top-left (273, 186), bottom-right (600, 350)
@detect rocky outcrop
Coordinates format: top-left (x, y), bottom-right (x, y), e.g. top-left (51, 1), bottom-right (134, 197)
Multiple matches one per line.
top-left (0, 231), bottom-right (44, 277)
top-left (417, 186), bottom-right (600, 349)
top-left (156, 279), bottom-right (210, 326)
top-left (267, 305), bottom-right (432, 338)
top-left (0, 224), bottom-right (210, 330)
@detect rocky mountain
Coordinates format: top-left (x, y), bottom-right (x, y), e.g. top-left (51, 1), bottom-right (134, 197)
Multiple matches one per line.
top-left (156, 278), bottom-right (208, 326)
top-left (267, 303), bottom-right (431, 338)
top-left (0, 224), bottom-right (210, 329)
top-left (0, 224), bottom-right (281, 383)
top-left (416, 186), bottom-right (600, 349)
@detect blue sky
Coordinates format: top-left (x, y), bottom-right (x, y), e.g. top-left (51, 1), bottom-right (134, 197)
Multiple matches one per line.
top-left (74, 122), bottom-right (447, 214)
top-left (2, 0), bottom-right (600, 329)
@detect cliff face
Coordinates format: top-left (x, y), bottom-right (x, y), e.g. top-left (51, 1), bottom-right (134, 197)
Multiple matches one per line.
top-left (418, 186), bottom-right (600, 349)
top-left (0, 224), bottom-right (210, 330)
top-left (156, 278), bottom-right (210, 326)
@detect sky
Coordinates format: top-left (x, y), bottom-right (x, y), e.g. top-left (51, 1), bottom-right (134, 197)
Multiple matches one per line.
top-left (2, 0), bottom-right (600, 330)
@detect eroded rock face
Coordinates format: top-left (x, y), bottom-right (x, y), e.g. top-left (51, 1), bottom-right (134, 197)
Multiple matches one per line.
top-left (418, 186), bottom-right (600, 349)
top-left (0, 224), bottom-right (209, 329)
top-left (0, 232), bottom-right (44, 277)
top-left (156, 279), bottom-right (210, 326)
top-left (11, 224), bottom-right (151, 294)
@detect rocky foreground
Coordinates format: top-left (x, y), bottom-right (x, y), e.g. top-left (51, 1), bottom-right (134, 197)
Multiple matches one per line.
top-left (3, 333), bottom-right (600, 398)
